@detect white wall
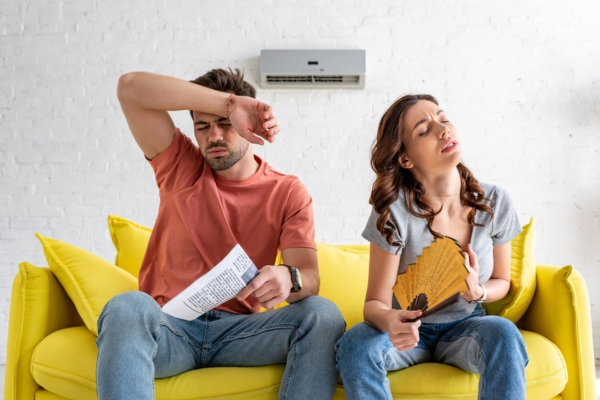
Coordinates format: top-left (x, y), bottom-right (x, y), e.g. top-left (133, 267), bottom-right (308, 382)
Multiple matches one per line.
top-left (1, 0), bottom-right (599, 365)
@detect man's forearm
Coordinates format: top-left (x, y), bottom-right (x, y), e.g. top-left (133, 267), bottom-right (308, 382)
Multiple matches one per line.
top-left (117, 71), bottom-right (230, 115)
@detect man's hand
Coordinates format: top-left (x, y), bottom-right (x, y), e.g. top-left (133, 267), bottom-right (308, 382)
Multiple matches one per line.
top-left (386, 309), bottom-right (422, 351)
top-left (228, 96), bottom-right (280, 146)
top-left (237, 265), bottom-right (292, 309)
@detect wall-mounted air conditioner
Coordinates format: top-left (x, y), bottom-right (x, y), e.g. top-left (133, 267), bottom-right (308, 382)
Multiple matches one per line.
top-left (260, 49), bottom-right (365, 89)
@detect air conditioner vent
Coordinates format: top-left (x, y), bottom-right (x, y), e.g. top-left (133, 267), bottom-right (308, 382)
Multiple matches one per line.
top-left (265, 75), bottom-right (361, 84)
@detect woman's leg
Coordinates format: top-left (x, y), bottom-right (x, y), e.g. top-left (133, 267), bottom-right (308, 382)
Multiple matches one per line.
top-left (433, 314), bottom-right (528, 400)
top-left (335, 322), bottom-right (430, 400)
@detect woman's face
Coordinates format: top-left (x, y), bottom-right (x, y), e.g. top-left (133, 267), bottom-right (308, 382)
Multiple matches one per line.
top-left (399, 100), bottom-right (462, 174)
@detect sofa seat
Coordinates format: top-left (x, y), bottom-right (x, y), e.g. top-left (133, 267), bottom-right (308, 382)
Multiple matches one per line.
top-left (32, 326), bottom-right (285, 400)
top-left (32, 325), bottom-right (566, 400)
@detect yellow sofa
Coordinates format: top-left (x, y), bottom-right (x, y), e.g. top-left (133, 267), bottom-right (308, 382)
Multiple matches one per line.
top-left (4, 216), bottom-right (597, 400)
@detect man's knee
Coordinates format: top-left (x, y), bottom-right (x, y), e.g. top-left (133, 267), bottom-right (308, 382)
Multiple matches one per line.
top-left (294, 296), bottom-right (346, 332)
top-left (98, 291), bottom-right (159, 332)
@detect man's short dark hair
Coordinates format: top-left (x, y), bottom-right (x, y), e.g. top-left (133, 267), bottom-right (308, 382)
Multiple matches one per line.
top-left (189, 68), bottom-right (256, 119)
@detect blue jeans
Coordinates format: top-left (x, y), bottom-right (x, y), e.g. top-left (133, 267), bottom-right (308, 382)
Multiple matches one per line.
top-left (335, 306), bottom-right (528, 400)
top-left (96, 291), bottom-right (345, 400)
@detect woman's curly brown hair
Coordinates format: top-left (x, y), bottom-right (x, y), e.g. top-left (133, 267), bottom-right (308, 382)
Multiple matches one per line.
top-left (370, 94), bottom-right (494, 246)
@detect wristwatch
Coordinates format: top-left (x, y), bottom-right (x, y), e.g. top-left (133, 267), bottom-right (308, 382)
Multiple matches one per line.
top-left (280, 264), bottom-right (302, 293)
top-left (468, 284), bottom-right (487, 304)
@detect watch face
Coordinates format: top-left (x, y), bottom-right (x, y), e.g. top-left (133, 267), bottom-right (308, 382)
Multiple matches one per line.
top-left (295, 268), bottom-right (303, 289)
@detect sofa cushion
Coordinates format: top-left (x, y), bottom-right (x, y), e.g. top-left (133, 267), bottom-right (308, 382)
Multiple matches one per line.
top-left (483, 218), bottom-right (536, 322)
top-left (108, 214), bottom-right (152, 278)
top-left (313, 243), bottom-right (369, 329)
top-left (36, 234), bottom-right (138, 335)
top-left (32, 326), bottom-right (565, 400)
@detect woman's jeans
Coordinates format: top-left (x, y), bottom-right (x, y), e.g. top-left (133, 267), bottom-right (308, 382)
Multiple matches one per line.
top-left (96, 291), bottom-right (345, 400)
top-left (335, 306), bottom-right (528, 400)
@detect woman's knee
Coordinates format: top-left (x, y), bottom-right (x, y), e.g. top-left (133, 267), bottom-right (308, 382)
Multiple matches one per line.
top-left (336, 323), bottom-right (388, 367)
top-left (482, 317), bottom-right (523, 344)
top-left (478, 317), bottom-right (528, 365)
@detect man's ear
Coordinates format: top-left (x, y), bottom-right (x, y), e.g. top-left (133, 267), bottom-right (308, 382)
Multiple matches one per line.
top-left (398, 153), bottom-right (413, 169)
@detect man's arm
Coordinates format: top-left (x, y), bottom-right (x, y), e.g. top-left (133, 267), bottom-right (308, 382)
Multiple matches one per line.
top-left (117, 71), bottom-right (279, 159)
top-left (237, 247), bottom-right (319, 309)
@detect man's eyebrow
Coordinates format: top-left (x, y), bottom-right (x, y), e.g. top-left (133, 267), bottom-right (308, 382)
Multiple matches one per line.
top-left (411, 109), bottom-right (445, 132)
top-left (194, 117), bottom-right (228, 125)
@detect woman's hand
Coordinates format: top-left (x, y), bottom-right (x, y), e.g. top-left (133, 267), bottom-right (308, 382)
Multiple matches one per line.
top-left (385, 309), bottom-right (422, 351)
top-left (227, 95), bottom-right (280, 145)
top-left (460, 244), bottom-right (485, 302)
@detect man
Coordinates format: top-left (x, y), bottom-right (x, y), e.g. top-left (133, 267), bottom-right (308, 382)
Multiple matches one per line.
top-left (96, 69), bottom-right (345, 399)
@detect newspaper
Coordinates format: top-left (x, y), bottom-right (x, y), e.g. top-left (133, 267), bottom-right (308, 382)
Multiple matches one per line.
top-left (162, 244), bottom-right (259, 320)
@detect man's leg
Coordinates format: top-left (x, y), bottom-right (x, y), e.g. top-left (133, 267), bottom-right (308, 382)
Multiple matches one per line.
top-left (95, 291), bottom-right (202, 400)
top-left (201, 296), bottom-right (345, 400)
top-left (433, 313), bottom-right (529, 400)
top-left (335, 322), bottom-right (431, 400)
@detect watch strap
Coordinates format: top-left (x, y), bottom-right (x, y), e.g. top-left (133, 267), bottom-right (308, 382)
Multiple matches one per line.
top-left (279, 264), bottom-right (302, 293)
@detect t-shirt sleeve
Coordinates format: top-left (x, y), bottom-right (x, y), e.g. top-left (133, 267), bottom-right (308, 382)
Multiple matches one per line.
top-left (362, 207), bottom-right (404, 255)
top-left (148, 129), bottom-right (204, 193)
top-left (279, 179), bottom-right (316, 250)
top-left (489, 185), bottom-right (522, 245)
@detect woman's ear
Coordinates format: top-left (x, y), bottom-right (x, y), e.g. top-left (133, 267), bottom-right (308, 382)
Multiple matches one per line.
top-left (399, 153), bottom-right (413, 169)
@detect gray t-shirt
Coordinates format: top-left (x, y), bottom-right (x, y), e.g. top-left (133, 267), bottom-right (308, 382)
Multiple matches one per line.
top-left (362, 182), bottom-right (521, 323)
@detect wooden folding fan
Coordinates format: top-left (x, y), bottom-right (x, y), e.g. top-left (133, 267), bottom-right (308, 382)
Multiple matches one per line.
top-left (393, 236), bottom-right (469, 320)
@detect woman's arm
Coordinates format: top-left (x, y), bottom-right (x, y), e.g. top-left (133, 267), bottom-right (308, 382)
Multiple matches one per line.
top-left (364, 243), bottom-right (422, 351)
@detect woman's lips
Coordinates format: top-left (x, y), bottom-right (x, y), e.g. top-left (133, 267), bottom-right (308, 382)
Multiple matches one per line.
top-left (441, 140), bottom-right (458, 153)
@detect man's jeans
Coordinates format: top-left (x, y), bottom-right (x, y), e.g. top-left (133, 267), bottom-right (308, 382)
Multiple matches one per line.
top-left (335, 306), bottom-right (528, 400)
top-left (96, 291), bottom-right (345, 400)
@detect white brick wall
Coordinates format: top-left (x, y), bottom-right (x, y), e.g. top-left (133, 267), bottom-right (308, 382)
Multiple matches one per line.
top-left (2, 0), bottom-right (600, 368)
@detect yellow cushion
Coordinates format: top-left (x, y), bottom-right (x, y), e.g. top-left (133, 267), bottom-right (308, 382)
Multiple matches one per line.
top-left (483, 218), bottom-right (536, 322)
top-left (36, 234), bottom-right (138, 335)
top-left (108, 214), bottom-right (152, 278)
top-left (315, 243), bottom-right (370, 328)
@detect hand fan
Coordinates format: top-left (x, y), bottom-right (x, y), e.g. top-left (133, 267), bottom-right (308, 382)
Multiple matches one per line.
top-left (393, 236), bottom-right (469, 319)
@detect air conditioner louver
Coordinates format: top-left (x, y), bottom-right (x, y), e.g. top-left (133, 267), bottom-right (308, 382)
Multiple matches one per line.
top-left (260, 50), bottom-right (365, 89)
top-left (265, 75), bottom-right (361, 84)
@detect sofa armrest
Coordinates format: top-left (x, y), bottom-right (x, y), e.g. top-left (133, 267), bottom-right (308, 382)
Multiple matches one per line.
top-left (517, 264), bottom-right (596, 400)
top-left (5, 262), bottom-right (83, 400)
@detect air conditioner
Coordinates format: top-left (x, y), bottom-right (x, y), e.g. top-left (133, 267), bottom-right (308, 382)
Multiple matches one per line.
top-left (260, 49), bottom-right (365, 89)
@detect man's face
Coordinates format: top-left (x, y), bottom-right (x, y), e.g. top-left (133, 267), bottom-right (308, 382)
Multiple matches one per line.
top-left (192, 110), bottom-right (250, 171)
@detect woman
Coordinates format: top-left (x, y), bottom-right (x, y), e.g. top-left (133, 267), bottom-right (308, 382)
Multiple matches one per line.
top-left (335, 95), bottom-right (528, 400)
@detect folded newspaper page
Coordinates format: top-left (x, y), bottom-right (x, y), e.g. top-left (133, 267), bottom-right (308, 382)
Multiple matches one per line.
top-left (162, 244), bottom-right (259, 320)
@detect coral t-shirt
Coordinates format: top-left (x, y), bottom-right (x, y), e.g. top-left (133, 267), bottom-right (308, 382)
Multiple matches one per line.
top-left (138, 129), bottom-right (316, 314)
